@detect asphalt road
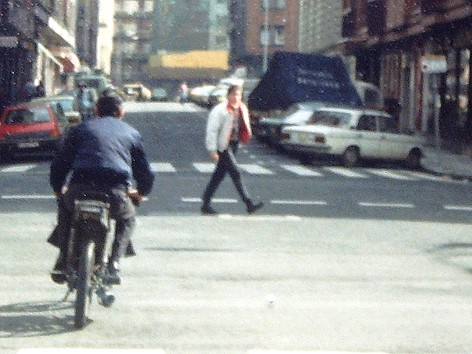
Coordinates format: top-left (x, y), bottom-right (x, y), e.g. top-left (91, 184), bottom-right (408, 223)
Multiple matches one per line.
top-left (0, 102), bottom-right (472, 353)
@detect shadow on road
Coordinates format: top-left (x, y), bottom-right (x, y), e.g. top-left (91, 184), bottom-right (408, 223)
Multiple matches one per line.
top-left (0, 301), bottom-right (76, 337)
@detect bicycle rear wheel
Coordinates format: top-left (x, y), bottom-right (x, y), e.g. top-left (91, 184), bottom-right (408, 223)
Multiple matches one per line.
top-left (75, 239), bottom-right (95, 329)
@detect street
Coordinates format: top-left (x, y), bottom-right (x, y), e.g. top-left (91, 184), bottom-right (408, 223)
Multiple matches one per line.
top-left (1, 102), bottom-right (472, 353)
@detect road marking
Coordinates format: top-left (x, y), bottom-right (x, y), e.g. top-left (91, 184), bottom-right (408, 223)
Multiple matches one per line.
top-left (359, 202), bottom-right (415, 208)
top-left (1, 194), bottom-right (54, 200)
top-left (271, 200), bottom-right (327, 206)
top-left (324, 167), bottom-right (368, 178)
top-left (364, 168), bottom-right (417, 180)
top-left (280, 164), bottom-right (323, 176)
top-left (248, 351), bottom-right (388, 354)
top-left (18, 350), bottom-right (165, 354)
top-left (0, 164), bottom-right (37, 173)
top-left (150, 162), bottom-right (176, 173)
top-left (193, 162), bottom-right (215, 173)
top-left (239, 163), bottom-right (274, 175)
top-left (408, 170), bottom-right (445, 181)
top-left (444, 205), bottom-right (472, 211)
top-left (182, 197), bottom-right (237, 203)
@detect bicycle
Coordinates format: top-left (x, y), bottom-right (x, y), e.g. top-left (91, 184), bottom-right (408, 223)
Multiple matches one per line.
top-left (62, 193), bottom-right (116, 329)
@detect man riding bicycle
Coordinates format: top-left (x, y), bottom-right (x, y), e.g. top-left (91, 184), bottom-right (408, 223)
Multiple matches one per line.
top-left (48, 92), bottom-right (154, 285)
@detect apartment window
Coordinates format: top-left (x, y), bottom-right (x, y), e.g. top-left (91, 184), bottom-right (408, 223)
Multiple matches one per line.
top-left (144, 0), bottom-right (153, 12)
top-left (123, 0), bottom-right (139, 14)
top-left (274, 25), bottom-right (285, 46)
top-left (261, 0), bottom-right (286, 10)
top-left (260, 26), bottom-right (270, 46)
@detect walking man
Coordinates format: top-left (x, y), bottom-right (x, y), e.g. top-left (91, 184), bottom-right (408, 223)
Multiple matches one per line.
top-left (201, 85), bottom-right (263, 215)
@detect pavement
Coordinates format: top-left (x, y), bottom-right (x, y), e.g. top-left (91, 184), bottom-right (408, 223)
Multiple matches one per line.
top-left (421, 141), bottom-right (472, 180)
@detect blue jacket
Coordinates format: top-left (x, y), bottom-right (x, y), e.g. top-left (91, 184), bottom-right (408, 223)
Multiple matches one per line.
top-left (50, 117), bottom-right (154, 195)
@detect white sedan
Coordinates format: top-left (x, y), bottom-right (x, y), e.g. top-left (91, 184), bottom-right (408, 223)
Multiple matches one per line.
top-left (280, 107), bottom-right (425, 169)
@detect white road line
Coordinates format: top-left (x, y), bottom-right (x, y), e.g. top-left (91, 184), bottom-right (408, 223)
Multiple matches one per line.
top-left (0, 164), bottom-right (37, 173)
top-left (239, 163), bottom-right (274, 175)
top-left (280, 164), bottom-right (323, 177)
top-left (409, 170), bottom-right (446, 181)
top-left (248, 351), bottom-right (388, 354)
top-left (324, 167), bottom-right (368, 178)
top-left (271, 200), bottom-right (327, 206)
top-left (364, 168), bottom-right (417, 181)
top-left (181, 197), bottom-right (237, 203)
top-left (193, 162), bottom-right (215, 173)
top-left (150, 162), bottom-right (176, 173)
top-left (17, 349), bottom-right (165, 354)
top-left (1, 195), bottom-right (54, 200)
top-left (444, 205), bottom-right (472, 211)
top-left (359, 202), bottom-right (415, 208)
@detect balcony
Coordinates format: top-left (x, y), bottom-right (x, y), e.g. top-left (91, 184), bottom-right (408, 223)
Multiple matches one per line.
top-left (421, 0), bottom-right (446, 14)
top-left (341, 7), bottom-right (356, 37)
top-left (366, 0), bottom-right (385, 35)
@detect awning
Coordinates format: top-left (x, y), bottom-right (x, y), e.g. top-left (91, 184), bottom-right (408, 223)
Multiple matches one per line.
top-left (51, 48), bottom-right (81, 72)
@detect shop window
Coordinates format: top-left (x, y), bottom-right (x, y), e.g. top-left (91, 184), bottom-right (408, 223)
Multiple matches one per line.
top-left (274, 26), bottom-right (285, 46)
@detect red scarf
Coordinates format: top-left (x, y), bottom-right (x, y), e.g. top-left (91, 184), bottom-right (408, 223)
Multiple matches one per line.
top-left (226, 103), bottom-right (252, 144)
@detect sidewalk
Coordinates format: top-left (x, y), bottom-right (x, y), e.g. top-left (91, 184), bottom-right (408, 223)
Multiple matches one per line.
top-left (421, 142), bottom-right (472, 180)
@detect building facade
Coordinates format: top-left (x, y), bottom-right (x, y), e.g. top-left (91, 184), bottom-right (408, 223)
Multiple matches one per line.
top-left (112, 0), bottom-right (154, 86)
top-left (342, 0), bottom-right (472, 143)
top-left (298, 0), bottom-right (342, 54)
top-left (229, 0), bottom-right (300, 75)
top-left (0, 0), bottom-right (80, 104)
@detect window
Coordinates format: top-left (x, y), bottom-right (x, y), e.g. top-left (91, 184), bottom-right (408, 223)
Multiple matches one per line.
top-left (5, 108), bottom-right (50, 125)
top-left (357, 115), bottom-right (377, 131)
top-left (274, 26), bottom-right (285, 46)
top-left (377, 116), bottom-right (399, 133)
top-left (309, 111), bottom-right (351, 127)
top-left (261, 0), bottom-right (286, 9)
top-left (260, 26), bottom-right (269, 46)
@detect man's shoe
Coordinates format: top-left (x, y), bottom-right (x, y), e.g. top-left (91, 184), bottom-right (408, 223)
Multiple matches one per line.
top-left (104, 262), bottom-right (121, 285)
top-left (201, 205), bottom-right (218, 215)
top-left (247, 201), bottom-right (264, 214)
top-left (51, 271), bottom-right (66, 284)
top-left (51, 253), bottom-right (66, 284)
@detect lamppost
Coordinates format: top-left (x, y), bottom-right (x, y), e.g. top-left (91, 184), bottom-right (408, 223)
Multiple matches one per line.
top-left (262, 0), bottom-right (269, 73)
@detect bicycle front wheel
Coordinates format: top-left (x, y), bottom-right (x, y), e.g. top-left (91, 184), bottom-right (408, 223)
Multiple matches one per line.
top-left (75, 239), bottom-right (95, 329)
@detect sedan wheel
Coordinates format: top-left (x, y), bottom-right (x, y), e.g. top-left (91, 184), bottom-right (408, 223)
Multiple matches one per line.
top-left (342, 146), bottom-right (359, 167)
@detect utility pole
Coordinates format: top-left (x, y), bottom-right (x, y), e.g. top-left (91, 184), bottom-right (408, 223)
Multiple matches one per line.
top-left (262, 0), bottom-right (269, 73)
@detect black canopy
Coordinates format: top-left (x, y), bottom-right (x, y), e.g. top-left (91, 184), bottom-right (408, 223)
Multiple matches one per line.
top-left (248, 52), bottom-right (362, 111)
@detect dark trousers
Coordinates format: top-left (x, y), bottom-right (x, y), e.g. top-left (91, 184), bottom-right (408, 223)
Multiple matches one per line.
top-left (48, 183), bottom-right (136, 264)
top-left (202, 141), bottom-right (252, 206)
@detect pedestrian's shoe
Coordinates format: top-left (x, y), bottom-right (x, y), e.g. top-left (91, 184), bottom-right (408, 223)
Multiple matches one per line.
top-left (247, 201), bottom-right (264, 214)
top-left (104, 262), bottom-right (121, 285)
top-left (201, 205), bottom-right (218, 215)
top-left (51, 252), bottom-right (66, 284)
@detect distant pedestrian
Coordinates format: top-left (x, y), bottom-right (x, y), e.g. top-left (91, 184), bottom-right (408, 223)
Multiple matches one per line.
top-left (36, 80), bottom-right (45, 97)
top-left (179, 81), bottom-right (188, 103)
top-left (73, 82), bottom-right (98, 121)
top-left (20, 81), bottom-right (37, 102)
top-left (201, 85), bottom-right (264, 215)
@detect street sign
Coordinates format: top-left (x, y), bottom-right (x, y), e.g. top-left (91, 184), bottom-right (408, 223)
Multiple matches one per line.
top-left (421, 55), bottom-right (447, 73)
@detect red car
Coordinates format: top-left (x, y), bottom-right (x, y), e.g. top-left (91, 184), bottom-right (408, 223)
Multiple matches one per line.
top-left (0, 102), bottom-right (66, 159)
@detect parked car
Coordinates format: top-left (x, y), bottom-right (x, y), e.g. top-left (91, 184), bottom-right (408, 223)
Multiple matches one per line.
top-left (189, 84), bottom-right (216, 106)
top-left (0, 102), bottom-right (65, 159)
top-left (255, 101), bottom-right (326, 148)
top-left (30, 95), bottom-right (81, 126)
top-left (150, 87), bottom-right (168, 101)
top-left (280, 107), bottom-right (425, 169)
top-left (122, 83), bottom-right (152, 101)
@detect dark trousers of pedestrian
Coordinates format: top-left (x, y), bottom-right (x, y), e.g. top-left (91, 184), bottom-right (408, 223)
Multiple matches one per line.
top-left (202, 141), bottom-right (252, 207)
top-left (48, 183), bottom-right (137, 266)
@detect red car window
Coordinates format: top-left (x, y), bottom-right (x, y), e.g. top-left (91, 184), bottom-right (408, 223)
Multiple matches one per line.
top-left (5, 107), bottom-right (51, 125)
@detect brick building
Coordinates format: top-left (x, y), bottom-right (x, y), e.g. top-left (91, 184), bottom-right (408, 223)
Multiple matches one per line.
top-left (341, 0), bottom-right (472, 142)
